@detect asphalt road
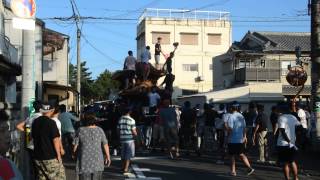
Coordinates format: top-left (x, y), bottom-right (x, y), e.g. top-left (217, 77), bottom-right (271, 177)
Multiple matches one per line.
top-left (65, 151), bottom-right (320, 180)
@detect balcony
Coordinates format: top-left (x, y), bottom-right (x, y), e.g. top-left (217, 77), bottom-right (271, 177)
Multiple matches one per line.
top-left (235, 67), bottom-right (281, 83)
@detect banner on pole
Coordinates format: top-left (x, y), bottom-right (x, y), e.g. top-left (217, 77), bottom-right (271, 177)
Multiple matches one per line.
top-left (12, 17), bottom-right (35, 30)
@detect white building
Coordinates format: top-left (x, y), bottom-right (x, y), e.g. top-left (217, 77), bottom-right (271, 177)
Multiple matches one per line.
top-left (136, 8), bottom-right (232, 98)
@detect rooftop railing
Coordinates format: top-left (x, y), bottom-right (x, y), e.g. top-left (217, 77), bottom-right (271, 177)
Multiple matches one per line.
top-left (138, 8), bottom-right (230, 23)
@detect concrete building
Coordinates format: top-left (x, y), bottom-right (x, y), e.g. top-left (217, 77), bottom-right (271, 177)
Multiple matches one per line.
top-left (212, 31), bottom-right (311, 103)
top-left (0, 3), bottom-right (20, 104)
top-left (136, 8), bottom-right (232, 98)
top-left (3, 2), bottom-right (76, 111)
top-left (213, 31), bottom-right (310, 92)
top-left (177, 31), bottom-right (311, 113)
top-left (42, 28), bottom-right (77, 111)
top-left (3, 6), bottom-right (44, 103)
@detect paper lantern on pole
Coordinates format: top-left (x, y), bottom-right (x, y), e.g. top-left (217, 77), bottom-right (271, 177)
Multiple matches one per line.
top-left (286, 66), bottom-right (308, 87)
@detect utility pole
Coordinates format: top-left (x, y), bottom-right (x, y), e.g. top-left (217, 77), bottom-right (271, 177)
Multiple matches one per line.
top-left (20, 25), bottom-right (35, 180)
top-left (310, 0), bottom-right (320, 151)
top-left (76, 28), bottom-right (81, 116)
top-left (70, 0), bottom-right (82, 116)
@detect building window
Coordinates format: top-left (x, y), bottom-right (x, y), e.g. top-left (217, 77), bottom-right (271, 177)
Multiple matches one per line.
top-left (208, 34), bottom-right (221, 45)
top-left (182, 89), bottom-right (198, 96)
top-left (182, 64), bottom-right (198, 71)
top-left (180, 33), bottom-right (198, 45)
top-left (152, 32), bottom-right (170, 44)
top-left (209, 64), bottom-right (213, 70)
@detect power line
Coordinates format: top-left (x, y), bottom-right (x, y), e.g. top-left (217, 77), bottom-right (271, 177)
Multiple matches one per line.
top-left (42, 16), bottom-right (309, 23)
top-left (105, 0), bottom-right (163, 19)
top-left (81, 33), bottom-right (122, 65)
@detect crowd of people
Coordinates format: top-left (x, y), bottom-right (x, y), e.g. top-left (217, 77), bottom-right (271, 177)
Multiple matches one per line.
top-left (0, 95), bottom-right (316, 180)
top-left (89, 95), bottom-right (314, 180)
top-left (0, 37), bottom-right (315, 180)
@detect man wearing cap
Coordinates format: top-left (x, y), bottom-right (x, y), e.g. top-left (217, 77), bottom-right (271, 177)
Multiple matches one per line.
top-left (32, 102), bottom-right (66, 180)
top-left (226, 102), bottom-right (254, 176)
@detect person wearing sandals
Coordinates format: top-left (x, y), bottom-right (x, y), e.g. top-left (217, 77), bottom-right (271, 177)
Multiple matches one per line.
top-left (73, 114), bottom-right (111, 180)
top-left (226, 102), bottom-right (254, 176)
top-left (118, 106), bottom-right (137, 176)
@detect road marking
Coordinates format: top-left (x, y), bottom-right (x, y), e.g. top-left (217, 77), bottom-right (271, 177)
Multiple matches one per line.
top-left (111, 156), bottom-right (166, 161)
top-left (126, 178), bottom-right (162, 180)
top-left (126, 164), bottom-right (162, 180)
top-left (132, 164), bottom-right (146, 178)
top-left (139, 168), bottom-right (151, 172)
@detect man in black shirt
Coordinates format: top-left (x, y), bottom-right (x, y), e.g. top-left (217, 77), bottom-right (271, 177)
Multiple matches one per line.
top-left (270, 106), bottom-right (279, 135)
top-left (155, 37), bottom-right (162, 69)
top-left (160, 72), bottom-right (175, 104)
top-left (163, 52), bottom-right (174, 74)
top-left (252, 104), bottom-right (269, 162)
top-left (32, 102), bottom-right (66, 179)
top-left (180, 101), bottom-right (197, 154)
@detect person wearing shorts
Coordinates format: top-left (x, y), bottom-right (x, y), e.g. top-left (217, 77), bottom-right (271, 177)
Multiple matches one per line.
top-left (152, 108), bottom-right (165, 151)
top-left (276, 102), bottom-right (301, 180)
top-left (160, 99), bottom-right (179, 159)
top-left (226, 102), bottom-right (254, 176)
top-left (118, 107), bottom-right (137, 175)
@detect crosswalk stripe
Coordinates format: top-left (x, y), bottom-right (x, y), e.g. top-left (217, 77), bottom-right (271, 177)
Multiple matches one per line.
top-left (111, 156), bottom-right (166, 161)
top-left (132, 164), bottom-right (146, 178)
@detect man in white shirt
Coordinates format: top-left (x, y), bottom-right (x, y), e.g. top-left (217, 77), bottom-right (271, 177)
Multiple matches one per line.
top-left (124, 50), bottom-right (137, 71)
top-left (297, 104), bottom-right (309, 151)
top-left (124, 50), bottom-right (137, 89)
top-left (277, 102), bottom-right (301, 180)
top-left (16, 101), bottom-right (43, 150)
top-left (297, 105), bottom-right (307, 129)
top-left (140, 46), bottom-right (151, 81)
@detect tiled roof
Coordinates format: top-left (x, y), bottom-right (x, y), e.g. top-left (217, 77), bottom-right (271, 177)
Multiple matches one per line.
top-left (232, 31), bottom-right (310, 53)
top-left (253, 31), bottom-right (310, 52)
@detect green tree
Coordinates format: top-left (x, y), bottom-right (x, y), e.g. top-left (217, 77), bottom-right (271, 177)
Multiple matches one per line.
top-left (93, 69), bottom-right (119, 101)
top-left (69, 61), bottom-right (95, 104)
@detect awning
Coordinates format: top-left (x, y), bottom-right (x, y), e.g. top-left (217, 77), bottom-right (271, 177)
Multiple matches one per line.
top-left (43, 82), bottom-right (78, 94)
top-left (178, 83), bottom-right (284, 104)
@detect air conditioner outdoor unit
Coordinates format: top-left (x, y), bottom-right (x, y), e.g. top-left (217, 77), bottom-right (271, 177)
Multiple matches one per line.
top-left (195, 76), bottom-right (204, 82)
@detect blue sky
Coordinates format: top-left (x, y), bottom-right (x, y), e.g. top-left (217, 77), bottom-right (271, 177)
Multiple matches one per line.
top-left (36, 0), bottom-right (309, 78)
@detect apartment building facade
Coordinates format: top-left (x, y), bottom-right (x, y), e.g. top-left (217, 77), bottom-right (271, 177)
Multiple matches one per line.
top-left (136, 8), bottom-right (232, 98)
